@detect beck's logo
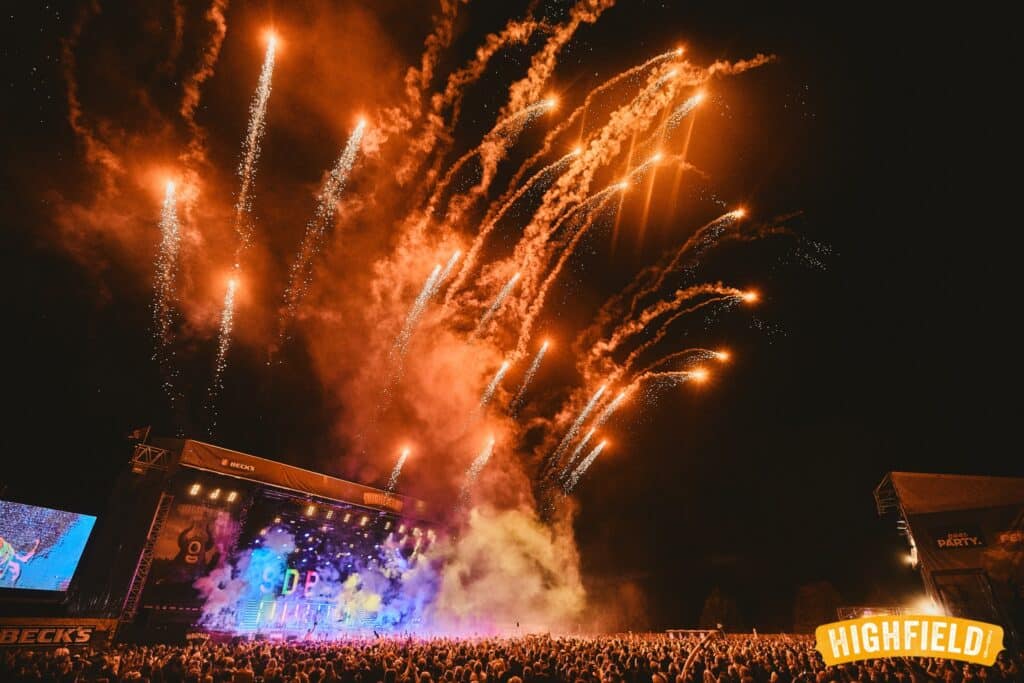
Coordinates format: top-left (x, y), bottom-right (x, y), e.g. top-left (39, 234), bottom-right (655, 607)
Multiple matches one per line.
top-left (220, 458), bottom-right (256, 473)
top-left (0, 627), bottom-right (95, 646)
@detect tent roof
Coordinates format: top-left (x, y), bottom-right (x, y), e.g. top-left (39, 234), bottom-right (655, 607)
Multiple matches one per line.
top-left (882, 471), bottom-right (1024, 515)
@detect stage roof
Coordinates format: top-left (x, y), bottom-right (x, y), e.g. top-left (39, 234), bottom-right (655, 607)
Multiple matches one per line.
top-left (160, 439), bottom-right (431, 520)
top-left (877, 471), bottom-right (1024, 515)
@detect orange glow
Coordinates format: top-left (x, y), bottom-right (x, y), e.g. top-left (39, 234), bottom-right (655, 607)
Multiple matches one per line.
top-left (731, 206), bottom-right (746, 218)
top-left (544, 96), bottom-right (558, 110)
top-left (742, 290), bottom-right (759, 303)
top-left (541, 338), bottom-right (551, 350)
top-left (617, 181), bottom-right (630, 190)
top-left (571, 145), bottom-right (582, 156)
top-left (694, 90), bottom-right (706, 103)
top-left (675, 46), bottom-right (685, 56)
top-left (165, 180), bottom-right (176, 194)
top-left (264, 29), bottom-right (279, 49)
top-left (650, 151), bottom-right (663, 163)
top-left (715, 350), bottom-right (731, 362)
top-left (690, 368), bottom-right (710, 383)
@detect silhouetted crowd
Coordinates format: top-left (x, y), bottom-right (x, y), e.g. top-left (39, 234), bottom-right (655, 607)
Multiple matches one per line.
top-left (3, 633), bottom-right (1022, 683)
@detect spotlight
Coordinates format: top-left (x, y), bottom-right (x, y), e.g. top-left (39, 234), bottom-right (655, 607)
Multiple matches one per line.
top-left (188, 483), bottom-right (201, 496)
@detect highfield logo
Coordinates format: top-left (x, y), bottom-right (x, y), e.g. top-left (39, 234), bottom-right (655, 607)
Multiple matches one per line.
top-left (815, 615), bottom-right (1003, 666)
top-left (220, 458), bottom-right (256, 473)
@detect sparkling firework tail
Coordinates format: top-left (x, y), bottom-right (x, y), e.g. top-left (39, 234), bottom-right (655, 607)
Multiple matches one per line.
top-left (207, 278), bottom-right (238, 433)
top-left (279, 120), bottom-right (366, 342)
top-left (564, 440), bottom-right (607, 492)
top-left (153, 182), bottom-right (182, 408)
top-left (628, 211), bottom-right (744, 318)
top-left (620, 296), bottom-right (741, 374)
top-left (476, 272), bottom-right (521, 334)
top-left (504, 49), bottom-right (681, 198)
top-left (386, 449), bottom-right (410, 493)
top-left (639, 347), bottom-right (718, 375)
top-left (509, 340), bottom-right (548, 416)
top-left (665, 92), bottom-right (703, 132)
top-left (394, 264), bottom-right (442, 356)
top-left (560, 427), bottom-right (595, 476)
top-left (446, 151), bottom-right (576, 306)
top-left (458, 437), bottom-right (496, 509)
top-left (233, 37), bottom-right (276, 259)
top-left (544, 384), bottom-right (606, 476)
top-left (479, 360), bottom-right (511, 410)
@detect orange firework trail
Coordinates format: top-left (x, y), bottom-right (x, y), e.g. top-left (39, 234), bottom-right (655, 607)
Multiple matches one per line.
top-left (476, 272), bottom-right (521, 334)
top-left (232, 35), bottom-right (276, 260)
top-left (429, 250), bottom-right (463, 298)
top-left (592, 283), bottom-right (746, 362)
top-left (501, 0), bottom-right (616, 117)
top-left (514, 153), bottom-right (670, 359)
top-left (279, 120), bottom-right (366, 341)
top-left (628, 209), bottom-right (746, 317)
top-left (153, 181), bottom-right (181, 405)
top-left (564, 440), bottom-right (608, 492)
top-left (479, 360), bottom-right (512, 410)
top-left (504, 48), bottom-right (681, 196)
top-left (427, 99), bottom-right (554, 220)
top-left (392, 263), bottom-right (442, 363)
top-left (560, 426), bottom-right (595, 476)
top-left (618, 293), bottom-right (745, 375)
top-left (446, 150), bottom-right (577, 305)
top-left (386, 447), bottom-right (410, 494)
top-left (207, 277), bottom-right (238, 432)
top-left (638, 347), bottom-right (724, 375)
top-left (509, 339), bottom-right (549, 416)
top-left (545, 383), bottom-right (606, 475)
top-left (665, 91), bottom-right (704, 131)
top-left (458, 436), bottom-right (496, 509)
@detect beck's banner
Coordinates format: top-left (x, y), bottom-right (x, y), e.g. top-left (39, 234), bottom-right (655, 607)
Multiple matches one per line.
top-left (815, 615), bottom-right (1004, 666)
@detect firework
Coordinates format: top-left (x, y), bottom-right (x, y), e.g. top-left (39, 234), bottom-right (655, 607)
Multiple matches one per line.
top-left (479, 360), bottom-right (511, 409)
top-left (207, 278), bottom-right (238, 432)
top-left (152, 182), bottom-right (181, 403)
top-left (446, 150), bottom-right (577, 304)
top-left (560, 426), bottom-right (595, 475)
top-left (564, 440), bottom-right (608, 492)
top-left (665, 91), bottom-right (704, 131)
top-left (545, 384), bottom-right (607, 475)
top-left (232, 34), bottom-right (276, 259)
top-left (476, 272), bottom-right (521, 334)
top-left (386, 447), bottom-right (411, 494)
top-left (505, 48), bottom-right (682, 196)
top-left (392, 264), bottom-right (442, 362)
top-left (280, 119), bottom-right (366, 340)
top-left (431, 250), bottom-right (462, 297)
top-left (509, 339), bottom-right (549, 416)
top-left (458, 436), bottom-right (496, 508)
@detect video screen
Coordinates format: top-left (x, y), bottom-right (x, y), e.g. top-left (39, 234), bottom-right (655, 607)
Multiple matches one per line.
top-left (0, 500), bottom-right (97, 592)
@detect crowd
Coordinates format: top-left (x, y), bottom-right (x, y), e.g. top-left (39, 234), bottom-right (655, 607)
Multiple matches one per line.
top-left (2, 633), bottom-right (1021, 683)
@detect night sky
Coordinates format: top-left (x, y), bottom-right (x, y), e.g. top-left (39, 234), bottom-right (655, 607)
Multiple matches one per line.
top-left (0, 1), bottom-right (1017, 630)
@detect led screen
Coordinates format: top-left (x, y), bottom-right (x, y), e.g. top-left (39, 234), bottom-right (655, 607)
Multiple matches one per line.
top-left (0, 500), bottom-right (96, 592)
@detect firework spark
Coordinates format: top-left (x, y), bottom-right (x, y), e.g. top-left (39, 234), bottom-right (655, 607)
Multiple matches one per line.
top-left (392, 264), bottom-right (442, 362)
top-left (509, 339), bottom-right (549, 416)
top-left (545, 384), bottom-right (607, 475)
top-left (232, 34), bottom-right (276, 259)
top-left (564, 439), bottom-right (608, 492)
top-left (430, 250), bottom-right (462, 297)
top-left (446, 150), bottom-right (578, 304)
top-left (458, 436), bottom-right (496, 508)
top-left (479, 360), bottom-right (511, 409)
top-left (665, 91), bottom-right (704, 131)
top-left (279, 119), bottom-right (366, 341)
top-left (560, 426), bottom-right (595, 476)
top-left (476, 272), bottom-right (520, 334)
top-left (153, 181), bottom-right (181, 397)
top-left (386, 447), bottom-right (411, 493)
top-left (207, 277), bottom-right (238, 432)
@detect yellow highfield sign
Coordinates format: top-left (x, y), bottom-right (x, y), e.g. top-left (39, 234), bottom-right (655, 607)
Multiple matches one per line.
top-left (815, 615), bottom-right (1004, 666)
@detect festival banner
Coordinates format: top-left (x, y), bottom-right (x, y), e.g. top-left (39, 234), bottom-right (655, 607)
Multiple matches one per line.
top-left (815, 615), bottom-right (1004, 666)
